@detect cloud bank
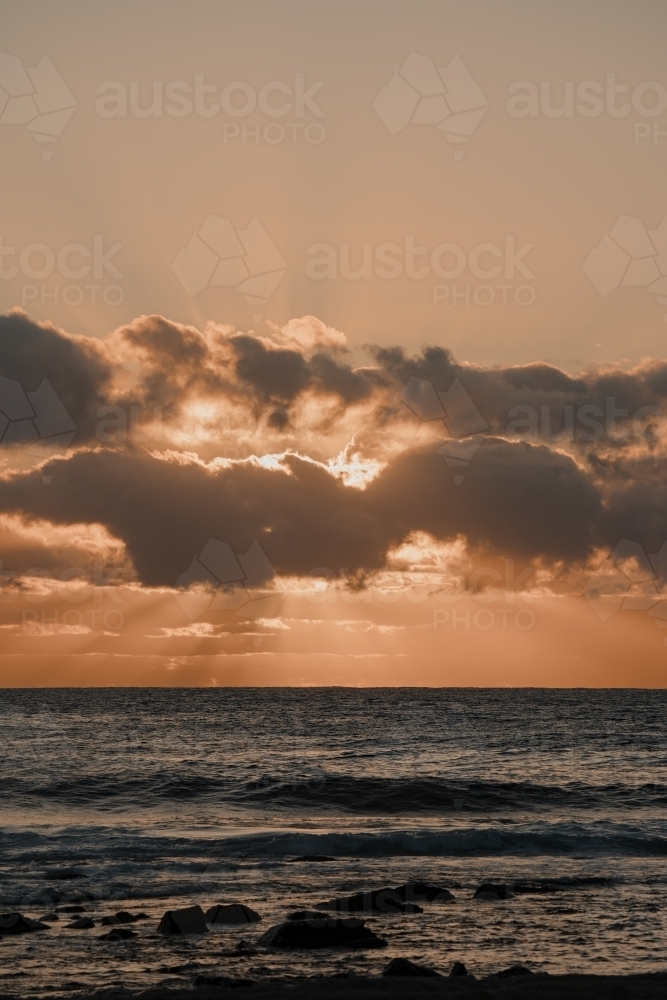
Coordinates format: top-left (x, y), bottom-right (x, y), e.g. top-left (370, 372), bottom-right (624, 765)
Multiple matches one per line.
top-left (1, 309), bottom-right (666, 591)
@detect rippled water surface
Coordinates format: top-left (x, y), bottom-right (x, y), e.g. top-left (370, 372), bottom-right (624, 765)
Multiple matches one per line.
top-left (0, 688), bottom-right (666, 993)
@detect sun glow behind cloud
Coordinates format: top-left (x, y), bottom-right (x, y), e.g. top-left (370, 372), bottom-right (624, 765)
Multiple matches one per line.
top-left (1, 310), bottom-right (667, 685)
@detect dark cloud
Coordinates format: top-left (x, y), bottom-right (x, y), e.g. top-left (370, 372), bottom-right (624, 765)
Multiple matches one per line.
top-left (0, 448), bottom-right (381, 585)
top-left (372, 344), bottom-right (667, 450)
top-left (0, 310), bottom-right (113, 439)
top-left (113, 314), bottom-right (231, 411)
top-left (0, 438), bottom-right (631, 586)
top-left (230, 334), bottom-right (312, 403)
top-left (369, 439), bottom-right (602, 565)
top-left (2, 311), bottom-right (667, 586)
top-left (3, 312), bottom-right (667, 454)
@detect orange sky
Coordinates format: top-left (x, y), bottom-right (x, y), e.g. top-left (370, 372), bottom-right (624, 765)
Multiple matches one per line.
top-left (1, 1), bottom-right (667, 685)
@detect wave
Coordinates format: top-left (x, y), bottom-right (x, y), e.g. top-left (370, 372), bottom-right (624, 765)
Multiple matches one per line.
top-left (211, 826), bottom-right (667, 859)
top-left (2, 823), bottom-right (666, 862)
top-left (2, 771), bottom-right (665, 814)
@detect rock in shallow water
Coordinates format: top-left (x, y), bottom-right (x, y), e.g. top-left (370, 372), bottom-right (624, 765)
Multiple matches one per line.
top-left (496, 964), bottom-right (533, 978)
top-left (383, 958), bottom-right (441, 977)
top-left (100, 927), bottom-right (137, 941)
top-left (474, 883), bottom-right (514, 901)
top-left (205, 903), bottom-right (261, 926)
top-left (100, 910), bottom-right (148, 925)
top-left (450, 961), bottom-right (469, 976)
top-left (158, 905), bottom-right (208, 936)
top-left (395, 882), bottom-right (455, 904)
top-left (0, 913), bottom-right (49, 934)
top-left (259, 917), bottom-right (387, 949)
top-left (317, 881), bottom-right (453, 914)
top-left (68, 917), bottom-right (95, 929)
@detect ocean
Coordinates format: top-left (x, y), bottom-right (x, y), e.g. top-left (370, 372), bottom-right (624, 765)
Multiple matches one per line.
top-left (0, 688), bottom-right (666, 994)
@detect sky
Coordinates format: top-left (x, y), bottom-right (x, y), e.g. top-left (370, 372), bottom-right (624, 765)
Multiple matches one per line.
top-left (0, 0), bottom-right (666, 686)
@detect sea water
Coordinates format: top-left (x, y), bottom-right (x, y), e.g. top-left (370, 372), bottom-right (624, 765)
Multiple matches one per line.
top-left (0, 688), bottom-right (666, 993)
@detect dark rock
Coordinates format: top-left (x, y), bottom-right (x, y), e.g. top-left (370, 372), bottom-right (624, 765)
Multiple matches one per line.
top-left (497, 965), bottom-right (533, 978)
top-left (234, 939), bottom-right (258, 956)
top-left (100, 927), bottom-right (137, 941)
top-left (0, 913), bottom-right (49, 934)
top-left (316, 888), bottom-right (421, 915)
top-left (44, 868), bottom-right (86, 880)
top-left (395, 882), bottom-right (456, 904)
top-left (100, 910), bottom-right (148, 925)
top-left (40, 912), bottom-right (59, 922)
top-left (316, 887), bottom-right (398, 914)
top-left (220, 939), bottom-right (259, 957)
top-left (158, 905), bottom-right (207, 936)
top-left (58, 905), bottom-right (86, 914)
top-left (450, 961), bottom-right (469, 976)
top-left (205, 903), bottom-right (261, 926)
top-left (61, 892), bottom-right (94, 903)
top-left (289, 855), bottom-right (334, 862)
top-left (259, 917), bottom-right (387, 950)
top-left (474, 883), bottom-right (513, 901)
top-left (68, 916), bottom-right (95, 929)
top-left (318, 883), bottom-right (453, 914)
top-left (383, 958), bottom-right (441, 977)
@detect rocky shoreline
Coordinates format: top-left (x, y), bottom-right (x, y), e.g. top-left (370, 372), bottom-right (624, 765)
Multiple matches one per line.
top-left (2, 878), bottom-right (666, 996)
